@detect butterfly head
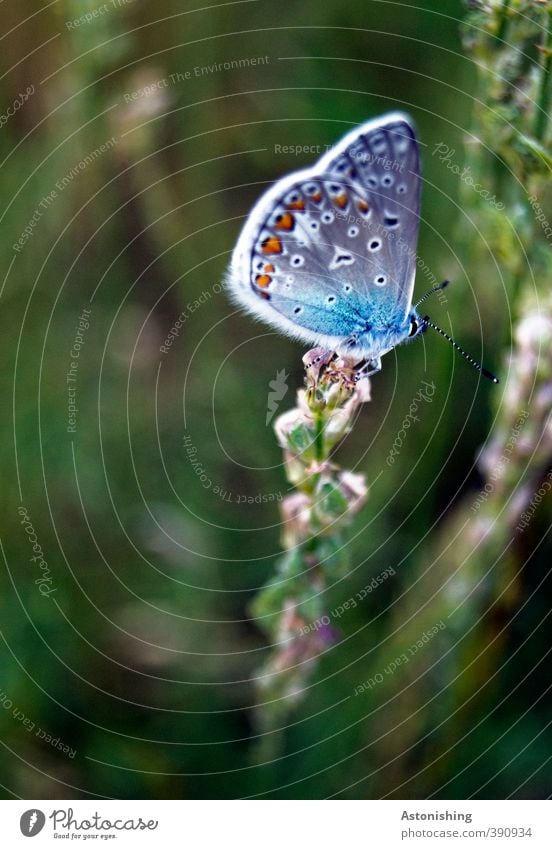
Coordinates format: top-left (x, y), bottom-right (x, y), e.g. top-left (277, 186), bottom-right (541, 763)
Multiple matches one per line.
top-left (407, 311), bottom-right (427, 341)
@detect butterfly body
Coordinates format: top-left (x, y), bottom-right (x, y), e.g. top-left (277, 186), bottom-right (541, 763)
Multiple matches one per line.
top-left (227, 112), bottom-right (425, 365)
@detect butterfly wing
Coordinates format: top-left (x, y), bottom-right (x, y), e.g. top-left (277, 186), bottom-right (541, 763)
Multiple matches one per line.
top-left (227, 112), bottom-right (421, 351)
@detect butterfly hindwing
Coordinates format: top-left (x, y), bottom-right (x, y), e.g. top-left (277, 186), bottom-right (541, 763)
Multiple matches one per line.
top-left (249, 175), bottom-right (390, 341)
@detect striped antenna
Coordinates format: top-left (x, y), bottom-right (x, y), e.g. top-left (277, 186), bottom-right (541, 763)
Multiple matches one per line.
top-left (422, 315), bottom-right (499, 384)
top-left (415, 279), bottom-right (450, 309)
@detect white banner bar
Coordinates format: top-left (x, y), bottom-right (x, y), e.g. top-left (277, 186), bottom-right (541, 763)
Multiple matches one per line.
top-left (1, 799), bottom-right (550, 848)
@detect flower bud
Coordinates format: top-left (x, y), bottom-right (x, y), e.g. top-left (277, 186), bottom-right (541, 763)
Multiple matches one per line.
top-left (280, 492), bottom-right (313, 548)
top-left (338, 470), bottom-right (369, 515)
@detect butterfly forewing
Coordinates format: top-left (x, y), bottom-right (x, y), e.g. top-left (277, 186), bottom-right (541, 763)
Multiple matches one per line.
top-left (323, 116), bottom-right (421, 320)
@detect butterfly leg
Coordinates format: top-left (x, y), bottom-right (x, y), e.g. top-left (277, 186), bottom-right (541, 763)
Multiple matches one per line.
top-left (354, 357), bottom-right (382, 382)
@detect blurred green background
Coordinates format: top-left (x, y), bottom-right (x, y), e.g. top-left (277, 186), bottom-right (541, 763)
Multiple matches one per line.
top-left (1, 0), bottom-right (550, 799)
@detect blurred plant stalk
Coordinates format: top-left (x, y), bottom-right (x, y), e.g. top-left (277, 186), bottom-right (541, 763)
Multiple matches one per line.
top-left (250, 349), bottom-right (370, 740)
top-left (458, 0), bottom-right (552, 593)
top-left (369, 0), bottom-right (552, 794)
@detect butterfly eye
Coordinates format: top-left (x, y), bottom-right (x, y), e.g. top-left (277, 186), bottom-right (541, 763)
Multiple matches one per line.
top-left (408, 317), bottom-right (419, 337)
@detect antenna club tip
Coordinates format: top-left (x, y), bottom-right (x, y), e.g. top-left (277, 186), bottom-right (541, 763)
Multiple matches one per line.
top-left (481, 368), bottom-right (500, 384)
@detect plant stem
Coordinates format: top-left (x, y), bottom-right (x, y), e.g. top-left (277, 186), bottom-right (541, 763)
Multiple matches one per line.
top-left (249, 352), bottom-right (370, 739)
top-left (314, 408), bottom-right (325, 462)
top-left (496, 0), bottom-right (511, 44)
top-left (535, 5), bottom-right (552, 142)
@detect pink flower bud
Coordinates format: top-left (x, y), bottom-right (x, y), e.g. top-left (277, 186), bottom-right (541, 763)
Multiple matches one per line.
top-left (338, 470), bottom-right (369, 514)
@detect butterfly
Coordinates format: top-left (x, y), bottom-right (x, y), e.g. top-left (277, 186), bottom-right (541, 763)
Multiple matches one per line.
top-left (228, 112), bottom-right (498, 383)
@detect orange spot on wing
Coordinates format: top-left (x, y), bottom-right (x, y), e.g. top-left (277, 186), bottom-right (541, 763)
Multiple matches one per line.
top-left (357, 200), bottom-right (370, 213)
top-left (287, 199), bottom-right (305, 211)
top-left (261, 235), bottom-right (283, 254)
top-left (275, 212), bottom-right (294, 230)
top-left (334, 193), bottom-right (348, 209)
top-left (311, 191), bottom-right (322, 203)
top-left (255, 274), bottom-right (272, 288)
top-left (263, 264), bottom-right (275, 272)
